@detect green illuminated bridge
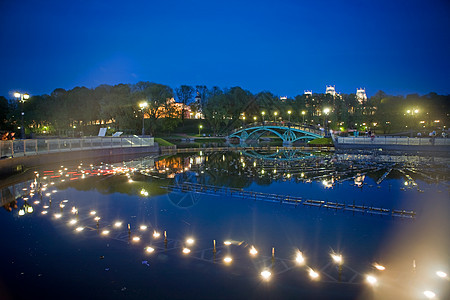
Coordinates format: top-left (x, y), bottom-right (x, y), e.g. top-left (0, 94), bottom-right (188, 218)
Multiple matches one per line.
top-left (228, 122), bottom-right (324, 143)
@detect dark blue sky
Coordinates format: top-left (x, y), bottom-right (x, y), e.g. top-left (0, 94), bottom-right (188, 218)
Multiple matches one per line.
top-left (1, 0), bottom-right (449, 98)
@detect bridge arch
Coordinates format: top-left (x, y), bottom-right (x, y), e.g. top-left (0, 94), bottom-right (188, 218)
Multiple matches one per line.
top-left (228, 124), bottom-right (323, 143)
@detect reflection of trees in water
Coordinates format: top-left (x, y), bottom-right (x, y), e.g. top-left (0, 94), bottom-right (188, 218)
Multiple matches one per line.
top-left (187, 151), bottom-right (449, 188)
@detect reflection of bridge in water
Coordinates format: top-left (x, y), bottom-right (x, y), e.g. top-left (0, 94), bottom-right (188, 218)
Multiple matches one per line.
top-left (242, 149), bottom-right (318, 161)
top-left (228, 122), bottom-right (324, 143)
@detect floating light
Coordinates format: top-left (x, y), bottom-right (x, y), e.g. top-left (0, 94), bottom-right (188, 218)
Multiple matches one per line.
top-left (366, 275), bottom-right (377, 285)
top-left (223, 256), bottom-right (232, 264)
top-left (309, 269), bottom-right (319, 279)
top-left (69, 219), bottom-right (77, 225)
top-left (182, 248), bottom-right (191, 254)
top-left (75, 227), bottom-right (84, 232)
top-left (140, 225), bottom-right (148, 231)
top-left (249, 246), bottom-right (258, 256)
top-left (423, 291), bottom-right (436, 299)
top-left (260, 270), bottom-right (271, 280)
top-left (132, 236), bottom-right (140, 242)
top-left (295, 251), bottom-right (305, 265)
top-left (101, 230), bottom-right (110, 235)
top-left (41, 211), bottom-right (48, 215)
top-left (146, 247), bottom-right (155, 253)
top-left (153, 231), bottom-right (161, 238)
top-left (114, 222), bottom-right (122, 228)
top-left (54, 213), bottom-right (62, 219)
top-left (186, 238), bottom-right (195, 245)
top-left (373, 263), bottom-right (386, 271)
top-left (224, 241), bottom-right (232, 246)
top-left (436, 271), bottom-right (447, 278)
top-left (331, 253), bottom-right (343, 264)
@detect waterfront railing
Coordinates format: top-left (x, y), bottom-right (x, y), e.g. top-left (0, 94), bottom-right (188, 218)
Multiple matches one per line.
top-left (335, 136), bottom-right (450, 146)
top-left (0, 137), bottom-right (155, 158)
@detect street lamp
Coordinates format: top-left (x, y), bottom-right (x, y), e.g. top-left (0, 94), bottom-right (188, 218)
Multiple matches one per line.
top-left (261, 111), bottom-right (265, 125)
top-left (198, 124), bottom-right (203, 136)
top-left (287, 110), bottom-right (292, 123)
top-left (323, 108), bottom-right (330, 136)
top-left (273, 111), bottom-right (278, 122)
top-left (406, 109), bottom-right (419, 137)
top-left (14, 92), bottom-right (30, 139)
top-left (301, 111), bottom-right (306, 124)
top-left (139, 101), bottom-right (148, 136)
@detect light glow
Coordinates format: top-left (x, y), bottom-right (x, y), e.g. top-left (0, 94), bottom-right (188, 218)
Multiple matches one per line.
top-left (296, 251), bottom-right (305, 265)
top-left (331, 253), bottom-right (343, 264)
top-left (75, 227), bottom-right (84, 232)
top-left (224, 241), bottom-right (232, 245)
top-left (366, 275), bottom-right (377, 285)
top-left (260, 270), bottom-right (271, 280)
top-left (249, 246), bottom-right (258, 256)
top-left (132, 236), bottom-right (140, 242)
top-left (114, 222), bottom-right (122, 228)
top-left (186, 238), bottom-right (195, 245)
top-left (140, 225), bottom-right (148, 231)
top-left (101, 230), bottom-right (110, 235)
top-left (309, 269), bottom-right (319, 279)
top-left (153, 231), bottom-right (161, 238)
top-left (223, 257), bottom-right (232, 264)
top-left (423, 291), bottom-right (436, 299)
top-left (436, 271), bottom-right (447, 278)
top-left (373, 263), bottom-right (386, 271)
top-left (182, 248), bottom-right (191, 254)
top-left (146, 246), bottom-right (155, 253)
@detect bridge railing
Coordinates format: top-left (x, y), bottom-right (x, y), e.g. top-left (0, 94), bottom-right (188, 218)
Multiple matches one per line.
top-left (230, 122), bottom-right (324, 136)
top-left (0, 137), bottom-right (155, 158)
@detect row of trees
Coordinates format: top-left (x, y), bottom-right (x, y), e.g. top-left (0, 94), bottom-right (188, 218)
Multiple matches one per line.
top-left (0, 82), bottom-right (448, 137)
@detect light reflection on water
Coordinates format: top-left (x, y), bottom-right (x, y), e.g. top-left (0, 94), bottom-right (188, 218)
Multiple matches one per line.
top-left (0, 151), bottom-right (449, 299)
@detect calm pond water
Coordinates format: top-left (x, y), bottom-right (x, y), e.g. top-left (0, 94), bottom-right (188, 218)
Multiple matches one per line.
top-left (0, 150), bottom-right (449, 300)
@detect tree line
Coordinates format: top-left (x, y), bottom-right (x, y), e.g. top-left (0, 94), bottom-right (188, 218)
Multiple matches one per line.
top-left (0, 82), bottom-right (448, 137)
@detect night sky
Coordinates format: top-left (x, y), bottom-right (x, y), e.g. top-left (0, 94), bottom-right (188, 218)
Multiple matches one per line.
top-left (1, 0), bottom-right (449, 98)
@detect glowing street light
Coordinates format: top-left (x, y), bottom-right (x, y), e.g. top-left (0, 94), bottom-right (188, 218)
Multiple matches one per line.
top-left (223, 256), bottom-right (233, 264)
top-left (323, 108), bottom-right (331, 137)
top-left (139, 101), bottom-right (148, 136)
top-left (287, 110), bottom-right (292, 123)
top-left (198, 124), bottom-right (203, 136)
top-left (14, 92), bottom-right (30, 139)
top-left (261, 111), bottom-right (265, 125)
top-left (301, 111), bottom-right (306, 124)
top-left (273, 111), bottom-right (278, 122)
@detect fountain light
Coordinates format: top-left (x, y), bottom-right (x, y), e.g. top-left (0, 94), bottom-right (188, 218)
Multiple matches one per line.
top-left (114, 222), bottom-right (122, 228)
top-left (146, 246), bottom-right (155, 253)
top-left (224, 241), bottom-right (232, 246)
top-left (260, 270), bottom-right (271, 280)
top-left (373, 263), bottom-right (386, 271)
top-left (140, 225), bottom-right (148, 231)
top-left (423, 291), bottom-right (436, 299)
top-left (249, 246), bottom-right (258, 256)
top-left (182, 248), bottom-right (191, 254)
top-left (186, 238), bottom-right (195, 245)
top-left (436, 271), bottom-right (447, 278)
top-left (153, 231), bottom-right (161, 238)
top-left (75, 227), bottom-right (84, 232)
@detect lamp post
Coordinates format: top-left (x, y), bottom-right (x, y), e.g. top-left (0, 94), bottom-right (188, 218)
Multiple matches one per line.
top-left (406, 109), bottom-right (419, 137)
top-left (139, 101), bottom-right (148, 136)
top-left (14, 92), bottom-right (30, 139)
top-left (273, 111), bottom-right (278, 123)
top-left (261, 111), bottom-right (265, 126)
top-left (198, 124), bottom-right (203, 136)
top-left (287, 110), bottom-right (292, 123)
top-left (323, 108), bottom-right (330, 137)
top-left (301, 111), bottom-right (306, 124)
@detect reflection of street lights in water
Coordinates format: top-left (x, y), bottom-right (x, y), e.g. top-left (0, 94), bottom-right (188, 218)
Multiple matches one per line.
top-left (14, 92), bottom-right (30, 139)
top-left (139, 102), bottom-right (148, 136)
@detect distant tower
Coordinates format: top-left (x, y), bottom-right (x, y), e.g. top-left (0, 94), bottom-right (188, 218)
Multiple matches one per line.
top-left (356, 88), bottom-right (367, 104)
top-left (280, 96), bottom-right (288, 101)
top-left (325, 85), bottom-right (336, 96)
top-left (304, 90), bottom-right (312, 96)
